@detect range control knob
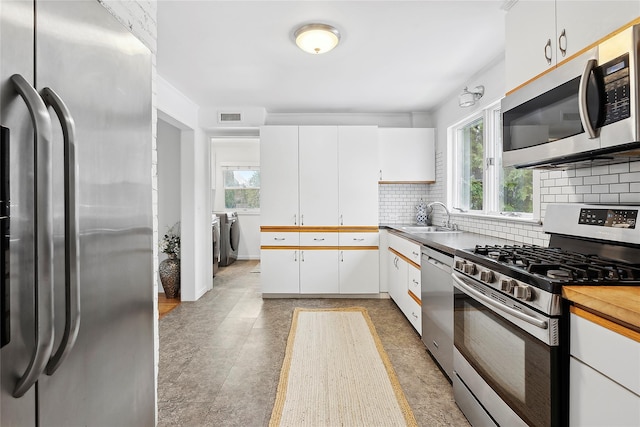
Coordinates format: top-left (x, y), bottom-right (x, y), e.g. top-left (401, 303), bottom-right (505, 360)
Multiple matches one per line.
top-left (500, 279), bottom-right (516, 293)
top-left (455, 260), bottom-right (465, 270)
top-left (480, 270), bottom-right (495, 283)
top-left (512, 284), bottom-right (533, 301)
top-left (463, 263), bottom-right (477, 275)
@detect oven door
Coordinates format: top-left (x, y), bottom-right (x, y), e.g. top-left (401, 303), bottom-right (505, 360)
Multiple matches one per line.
top-left (452, 272), bottom-right (566, 427)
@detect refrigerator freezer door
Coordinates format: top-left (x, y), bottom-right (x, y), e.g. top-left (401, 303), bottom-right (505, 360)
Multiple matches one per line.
top-left (1, 1), bottom-right (154, 426)
top-left (35, 2), bottom-right (154, 426)
top-left (0, 1), bottom-right (39, 425)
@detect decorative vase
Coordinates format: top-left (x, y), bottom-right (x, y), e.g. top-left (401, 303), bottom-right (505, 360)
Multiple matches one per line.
top-left (416, 199), bottom-right (428, 225)
top-left (159, 253), bottom-right (180, 299)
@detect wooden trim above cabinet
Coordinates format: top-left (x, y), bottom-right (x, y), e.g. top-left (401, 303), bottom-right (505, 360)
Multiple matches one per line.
top-left (339, 226), bottom-right (379, 233)
top-left (408, 290), bottom-right (422, 306)
top-left (340, 246), bottom-right (379, 251)
top-left (261, 245), bottom-right (299, 250)
top-left (506, 16), bottom-right (640, 97)
top-left (388, 247), bottom-right (420, 270)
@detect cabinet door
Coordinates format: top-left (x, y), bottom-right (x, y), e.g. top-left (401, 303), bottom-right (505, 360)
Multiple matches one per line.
top-left (388, 250), bottom-right (407, 307)
top-left (570, 357), bottom-right (640, 427)
top-left (505, 0), bottom-right (556, 91)
top-left (260, 126), bottom-right (299, 226)
top-left (378, 128), bottom-right (435, 182)
top-left (338, 126), bottom-right (379, 225)
top-left (299, 126), bottom-right (339, 226)
top-left (339, 249), bottom-right (379, 294)
top-left (261, 249), bottom-right (300, 294)
top-left (556, 1), bottom-right (640, 62)
top-left (299, 249), bottom-right (339, 293)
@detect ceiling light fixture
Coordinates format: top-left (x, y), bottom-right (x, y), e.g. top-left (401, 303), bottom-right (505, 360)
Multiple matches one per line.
top-left (459, 86), bottom-right (485, 108)
top-left (294, 23), bottom-right (341, 54)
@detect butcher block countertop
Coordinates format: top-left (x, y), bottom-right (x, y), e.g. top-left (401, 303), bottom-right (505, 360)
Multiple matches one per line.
top-left (563, 286), bottom-right (640, 334)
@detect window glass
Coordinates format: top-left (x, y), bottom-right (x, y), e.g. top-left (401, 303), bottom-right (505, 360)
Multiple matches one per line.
top-left (451, 103), bottom-right (533, 217)
top-left (456, 117), bottom-right (484, 211)
top-left (223, 169), bottom-right (260, 210)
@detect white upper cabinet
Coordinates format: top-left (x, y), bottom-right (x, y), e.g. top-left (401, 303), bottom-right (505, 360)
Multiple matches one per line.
top-left (505, 0), bottom-right (556, 91)
top-left (338, 126), bottom-right (379, 226)
top-left (506, 0), bottom-right (640, 92)
top-left (378, 128), bottom-right (435, 183)
top-left (260, 126), bottom-right (299, 226)
top-left (299, 126), bottom-right (339, 226)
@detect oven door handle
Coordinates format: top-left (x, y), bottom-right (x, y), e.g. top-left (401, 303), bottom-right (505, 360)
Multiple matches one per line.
top-left (452, 273), bottom-right (548, 330)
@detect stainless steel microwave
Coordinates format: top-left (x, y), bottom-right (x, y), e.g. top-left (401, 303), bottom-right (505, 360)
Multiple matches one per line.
top-left (502, 24), bottom-right (640, 169)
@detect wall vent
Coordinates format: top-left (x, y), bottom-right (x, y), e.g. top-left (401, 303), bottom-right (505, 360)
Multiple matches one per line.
top-left (218, 112), bottom-right (243, 123)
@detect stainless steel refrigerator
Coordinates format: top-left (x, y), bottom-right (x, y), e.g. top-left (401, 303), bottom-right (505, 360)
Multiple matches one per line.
top-left (0, 1), bottom-right (155, 425)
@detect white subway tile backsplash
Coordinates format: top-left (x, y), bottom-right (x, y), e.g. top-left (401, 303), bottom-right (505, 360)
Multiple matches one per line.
top-left (609, 163), bottom-right (630, 174)
top-left (583, 176), bottom-right (600, 185)
top-left (610, 183), bottom-right (630, 193)
top-left (600, 193), bottom-right (620, 203)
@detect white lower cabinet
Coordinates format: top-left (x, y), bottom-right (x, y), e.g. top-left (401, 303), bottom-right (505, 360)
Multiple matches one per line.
top-left (569, 308), bottom-right (640, 426)
top-left (388, 233), bottom-right (422, 335)
top-left (260, 230), bottom-right (379, 295)
top-left (339, 232), bottom-right (379, 294)
top-left (261, 249), bottom-right (300, 294)
top-left (300, 249), bottom-right (339, 294)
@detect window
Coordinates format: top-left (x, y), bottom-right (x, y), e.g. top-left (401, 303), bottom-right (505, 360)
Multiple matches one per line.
top-left (222, 166), bottom-right (260, 211)
top-left (450, 102), bottom-right (534, 218)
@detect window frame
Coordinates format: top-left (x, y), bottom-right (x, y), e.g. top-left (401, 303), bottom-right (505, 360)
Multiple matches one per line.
top-left (448, 100), bottom-right (540, 222)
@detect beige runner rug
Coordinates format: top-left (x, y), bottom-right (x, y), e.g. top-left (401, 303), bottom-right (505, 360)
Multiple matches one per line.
top-left (270, 307), bottom-right (418, 427)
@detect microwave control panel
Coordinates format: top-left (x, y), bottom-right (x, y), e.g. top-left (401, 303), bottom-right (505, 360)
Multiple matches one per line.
top-left (600, 53), bottom-right (630, 126)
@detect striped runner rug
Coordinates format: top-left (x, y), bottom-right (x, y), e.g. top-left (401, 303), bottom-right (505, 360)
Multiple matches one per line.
top-left (269, 307), bottom-right (418, 427)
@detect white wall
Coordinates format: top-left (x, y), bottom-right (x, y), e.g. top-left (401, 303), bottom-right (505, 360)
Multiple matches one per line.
top-left (157, 119), bottom-right (181, 266)
top-left (158, 76), bottom-right (212, 301)
top-left (212, 139), bottom-right (261, 260)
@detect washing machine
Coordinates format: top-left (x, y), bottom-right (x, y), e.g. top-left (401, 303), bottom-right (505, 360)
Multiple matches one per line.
top-left (212, 214), bottom-right (220, 276)
top-left (215, 211), bottom-right (239, 267)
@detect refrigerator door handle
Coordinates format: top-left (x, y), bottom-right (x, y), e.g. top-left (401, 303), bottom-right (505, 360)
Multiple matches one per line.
top-left (41, 88), bottom-right (80, 375)
top-left (10, 74), bottom-right (55, 398)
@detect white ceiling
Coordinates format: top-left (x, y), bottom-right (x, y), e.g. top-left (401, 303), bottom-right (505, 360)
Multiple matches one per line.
top-left (157, 1), bottom-right (507, 115)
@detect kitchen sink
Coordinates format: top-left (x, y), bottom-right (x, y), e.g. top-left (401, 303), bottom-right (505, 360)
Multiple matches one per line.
top-left (398, 226), bottom-right (461, 233)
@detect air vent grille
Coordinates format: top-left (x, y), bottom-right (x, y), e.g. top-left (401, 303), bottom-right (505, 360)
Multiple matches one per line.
top-left (219, 112), bottom-right (242, 122)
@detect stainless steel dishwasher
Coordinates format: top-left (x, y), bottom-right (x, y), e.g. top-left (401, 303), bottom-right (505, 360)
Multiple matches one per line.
top-left (421, 246), bottom-right (454, 381)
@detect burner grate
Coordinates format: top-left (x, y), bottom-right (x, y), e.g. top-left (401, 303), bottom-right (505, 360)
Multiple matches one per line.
top-left (472, 244), bottom-right (640, 284)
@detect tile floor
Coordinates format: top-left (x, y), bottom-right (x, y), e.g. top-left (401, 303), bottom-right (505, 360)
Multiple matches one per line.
top-left (158, 260), bottom-right (470, 426)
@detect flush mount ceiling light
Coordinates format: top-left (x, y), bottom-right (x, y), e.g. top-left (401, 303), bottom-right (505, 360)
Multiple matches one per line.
top-left (459, 85), bottom-right (485, 108)
top-left (294, 23), bottom-right (341, 54)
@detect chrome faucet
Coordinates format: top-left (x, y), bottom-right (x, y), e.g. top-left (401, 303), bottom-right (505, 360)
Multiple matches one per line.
top-left (427, 201), bottom-right (453, 229)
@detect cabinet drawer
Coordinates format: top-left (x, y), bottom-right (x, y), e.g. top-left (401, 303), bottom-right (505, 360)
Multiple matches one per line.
top-left (300, 232), bottom-right (339, 246)
top-left (261, 232), bottom-right (299, 247)
top-left (570, 310), bottom-right (640, 395)
top-left (388, 233), bottom-right (421, 265)
top-left (406, 297), bottom-right (422, 335)
top-left (339, 232), bottom-right (379, 247)
top-left (408, 265), bottom-right (421, 301)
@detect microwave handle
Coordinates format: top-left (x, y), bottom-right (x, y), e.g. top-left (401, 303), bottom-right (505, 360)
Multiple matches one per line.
top-left (578, 58), bottom-right (599, 139)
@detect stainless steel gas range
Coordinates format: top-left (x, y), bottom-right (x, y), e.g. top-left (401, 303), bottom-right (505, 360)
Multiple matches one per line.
top-left (451, 203), bottom-right (640, 427)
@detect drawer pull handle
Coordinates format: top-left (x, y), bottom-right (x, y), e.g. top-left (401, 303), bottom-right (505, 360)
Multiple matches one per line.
top-left (412, 279), bottom-right (419, 285)
top-left (433, 340), bottom-right (439, 349)
top-left (313, 238), bottom-right (325, 241)
top-left (274, 238), bottom-right (285, 241)
top-left (353, 238), bottom-right (365, 241)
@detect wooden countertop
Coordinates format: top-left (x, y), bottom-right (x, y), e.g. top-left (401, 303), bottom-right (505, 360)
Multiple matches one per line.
top-left (563, 286), bottom-right (640, 333)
